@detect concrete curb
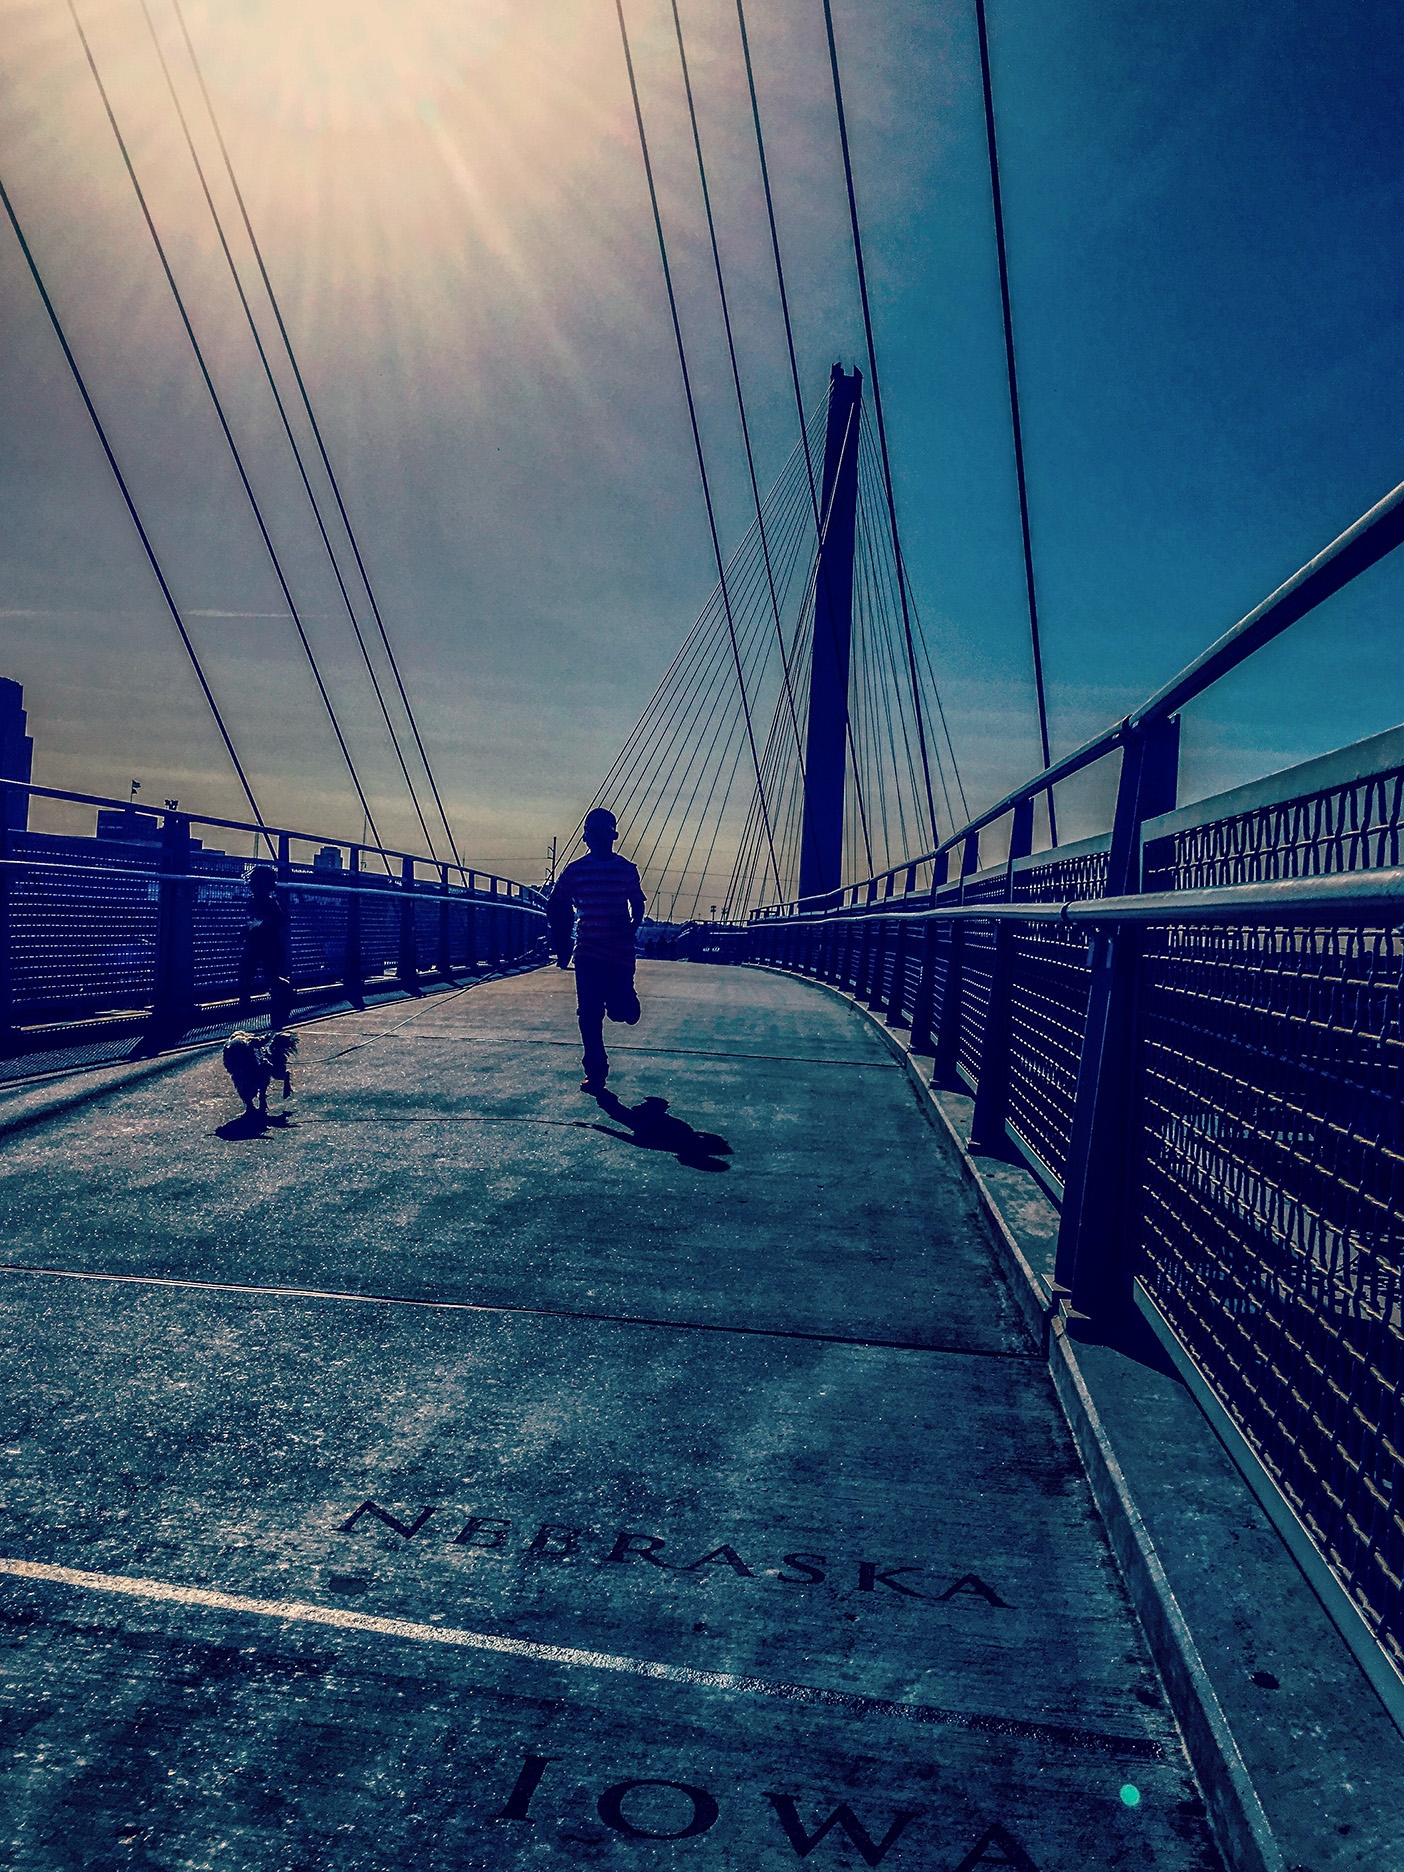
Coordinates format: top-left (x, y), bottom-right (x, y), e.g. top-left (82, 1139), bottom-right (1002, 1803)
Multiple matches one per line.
top-left (1046, 1320), bottom-right (1284, 1872)
top-left (749, 965), bottom-right (1283, 1872)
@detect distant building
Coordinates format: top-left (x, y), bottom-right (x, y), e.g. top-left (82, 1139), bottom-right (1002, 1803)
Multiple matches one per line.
top-left (95, 806), bottom-right (205, 852)
top-left (96, 807), bottom-right (162, 845)
top-left (0, 679), bottom-right (33, 833)
top-left (312, 846), bottom-right (343, 872)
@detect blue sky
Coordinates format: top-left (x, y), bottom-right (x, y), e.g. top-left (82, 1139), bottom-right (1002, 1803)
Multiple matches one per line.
top-left (1, 0), bottom-right (1400, 878)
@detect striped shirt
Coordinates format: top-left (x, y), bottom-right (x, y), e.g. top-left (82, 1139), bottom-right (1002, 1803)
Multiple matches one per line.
top-left (548, 853), bottom-right (646, 966)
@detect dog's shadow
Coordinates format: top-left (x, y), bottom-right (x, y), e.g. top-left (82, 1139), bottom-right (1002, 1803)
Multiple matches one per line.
top-left (216, 1109), bottom-right (292, 1141)
top-left (580, 1089), bottom-right (732, 1171)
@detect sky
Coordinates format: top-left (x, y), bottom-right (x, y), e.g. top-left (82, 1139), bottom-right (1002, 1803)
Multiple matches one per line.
top-left (1, 0), bottom-right (1402, 884)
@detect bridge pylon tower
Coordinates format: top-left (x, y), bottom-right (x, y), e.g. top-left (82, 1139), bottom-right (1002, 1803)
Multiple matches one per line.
top-left (798, 363), bottom-right (863, 901)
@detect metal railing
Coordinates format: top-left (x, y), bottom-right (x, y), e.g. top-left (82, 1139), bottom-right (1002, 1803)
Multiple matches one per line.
top-left (732, 475), bottom-right (1404, 1698)
top-left (0, 777), bottom-right (547, 1054)
top-left (740, 722), bottom-right (1404, 1691)
top-left (759, 474), bottom-right (1404, 918)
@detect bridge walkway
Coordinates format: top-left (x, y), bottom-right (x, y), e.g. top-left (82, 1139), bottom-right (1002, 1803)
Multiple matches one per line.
top-left (0, 962), bottom-right (1221, 1869)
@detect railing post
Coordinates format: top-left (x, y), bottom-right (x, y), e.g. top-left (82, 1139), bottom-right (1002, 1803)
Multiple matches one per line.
top-left (1055, 716), bottom-right (1180, 1318)
top-left (343, 846), bottom-right (363, 1005)
top-left (437, 864), bottom-right (453, 980)
top-left (151, 811), bottom-right (194, 1043)
top-left (969, 800), bottom-right (1033, 1150)
top-left (398, 855), bottom-right (419, 994)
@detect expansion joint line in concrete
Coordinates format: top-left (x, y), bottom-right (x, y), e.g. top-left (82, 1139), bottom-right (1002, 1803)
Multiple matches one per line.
top-left (0, 1264), bottom-right (1037, 1361)
top-left (351, 1036), bottom-right (901, 1068)
top-left (0, 1556), bottom-right (1163, 1762)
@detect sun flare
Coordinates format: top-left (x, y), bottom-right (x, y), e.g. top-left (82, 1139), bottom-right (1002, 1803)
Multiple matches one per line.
top-left (187, 0), bottom-right (517, 134)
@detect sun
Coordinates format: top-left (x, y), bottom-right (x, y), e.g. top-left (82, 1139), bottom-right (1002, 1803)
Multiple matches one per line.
top-left (182, 0), bottom-right (517, 134)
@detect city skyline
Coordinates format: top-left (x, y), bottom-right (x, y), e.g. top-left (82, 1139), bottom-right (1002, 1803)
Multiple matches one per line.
top-left (2, 0), bottom-right (1402, 886)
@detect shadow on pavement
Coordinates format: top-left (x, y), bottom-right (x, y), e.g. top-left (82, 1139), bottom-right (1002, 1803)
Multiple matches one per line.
top-left (215, 1110), bottom-right (291, 1142)
top-left (580, 1088), bottom-right (732, 1171)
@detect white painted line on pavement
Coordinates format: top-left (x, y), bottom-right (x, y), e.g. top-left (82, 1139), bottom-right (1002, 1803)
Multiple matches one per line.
top-left (0, 1555), bottom-right (1161, 1759)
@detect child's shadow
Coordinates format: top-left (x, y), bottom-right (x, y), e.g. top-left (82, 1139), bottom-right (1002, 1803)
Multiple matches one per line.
top-left (581, 1090), bottom-right (732, 1172)
top-left (216, 1109), bottom-right (291, 1141)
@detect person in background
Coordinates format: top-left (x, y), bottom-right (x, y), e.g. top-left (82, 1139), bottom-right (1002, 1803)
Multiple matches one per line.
top-left (547, 808), bottom-right (646, 1090)
top-left (237, 863), bottom-right (293, 1032)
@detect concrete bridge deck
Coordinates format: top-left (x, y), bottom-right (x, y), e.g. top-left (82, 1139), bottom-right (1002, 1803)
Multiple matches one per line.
top-left (0, 962), bottom-right (1225, 1870)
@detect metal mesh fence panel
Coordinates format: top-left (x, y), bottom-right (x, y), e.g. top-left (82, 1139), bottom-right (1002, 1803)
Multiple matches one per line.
top-left (287, 872), bottom-right (351, 986)
top-left (896, 940), bottom-right (923, 1023)
top-left (957, 921), bottom-right (995, 1082)
top-left (9, 839), bottom-right (159, 1014)
top-left (191, 856), bottom-right (253, 996)
top-left (875, 919), bottom-right (897, 1006)
top-left (1005, 922), bottom-right (1093, 1186)
top-left (999, 848), bottom-right (1107, 1182)
top-left (955, 878), bottom-right (1006, 1085)
top-left (1136, 918), bottom-right (1404, 1668)
top-left (1145, 766), bottom-right (1404, 891)
top-left (413, 892), bottom-right (439, 972)
top-left (929, 923), bottom-right (953, 1031)
top-left (1015, 847), bottom-right (1110, 904)
top-left (359, 882), bottom-right (401, 979)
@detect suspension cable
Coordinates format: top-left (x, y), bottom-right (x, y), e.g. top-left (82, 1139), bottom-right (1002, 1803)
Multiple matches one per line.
top-left (974, 0), bottom-right (1056, 845)
top-left (139, 0), bottom-right (442, 862)
top-left (68, 0), bottom-right (388, 860)
top-left (669, 0), bottom-right (806, 791)
top-left (613, 0), bottom-right (781, 898)
top-left (820, 0), bottom-right (939, 855)
top-left (858, 426), bottom-right (954, 830)
top-left (736, 0), bottom-right (882, 879)
top-left (587, 444), bottom-right (802, 826)
top-left (628, 488), bottom-right (795, 884)
top-left (605, 463), bottom-right (802, 855)
top-left (615, 436), bottom-right (816, 914)
top-left (0, 174), bottom-right (266, 832)
top-left (167, 0), bottom-right (464, 868)
top-left (724, 457), bottom-right (827, 913)
top-left (734, 0), bottom-right (819, 528)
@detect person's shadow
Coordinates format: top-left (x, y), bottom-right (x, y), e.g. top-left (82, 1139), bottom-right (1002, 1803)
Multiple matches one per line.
top-left (581, 1089), bottom-right (732, 1172)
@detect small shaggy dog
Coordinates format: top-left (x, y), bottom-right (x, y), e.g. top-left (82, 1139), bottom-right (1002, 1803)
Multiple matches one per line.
top-left (222, 1029), bottom-right (297, 1120)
